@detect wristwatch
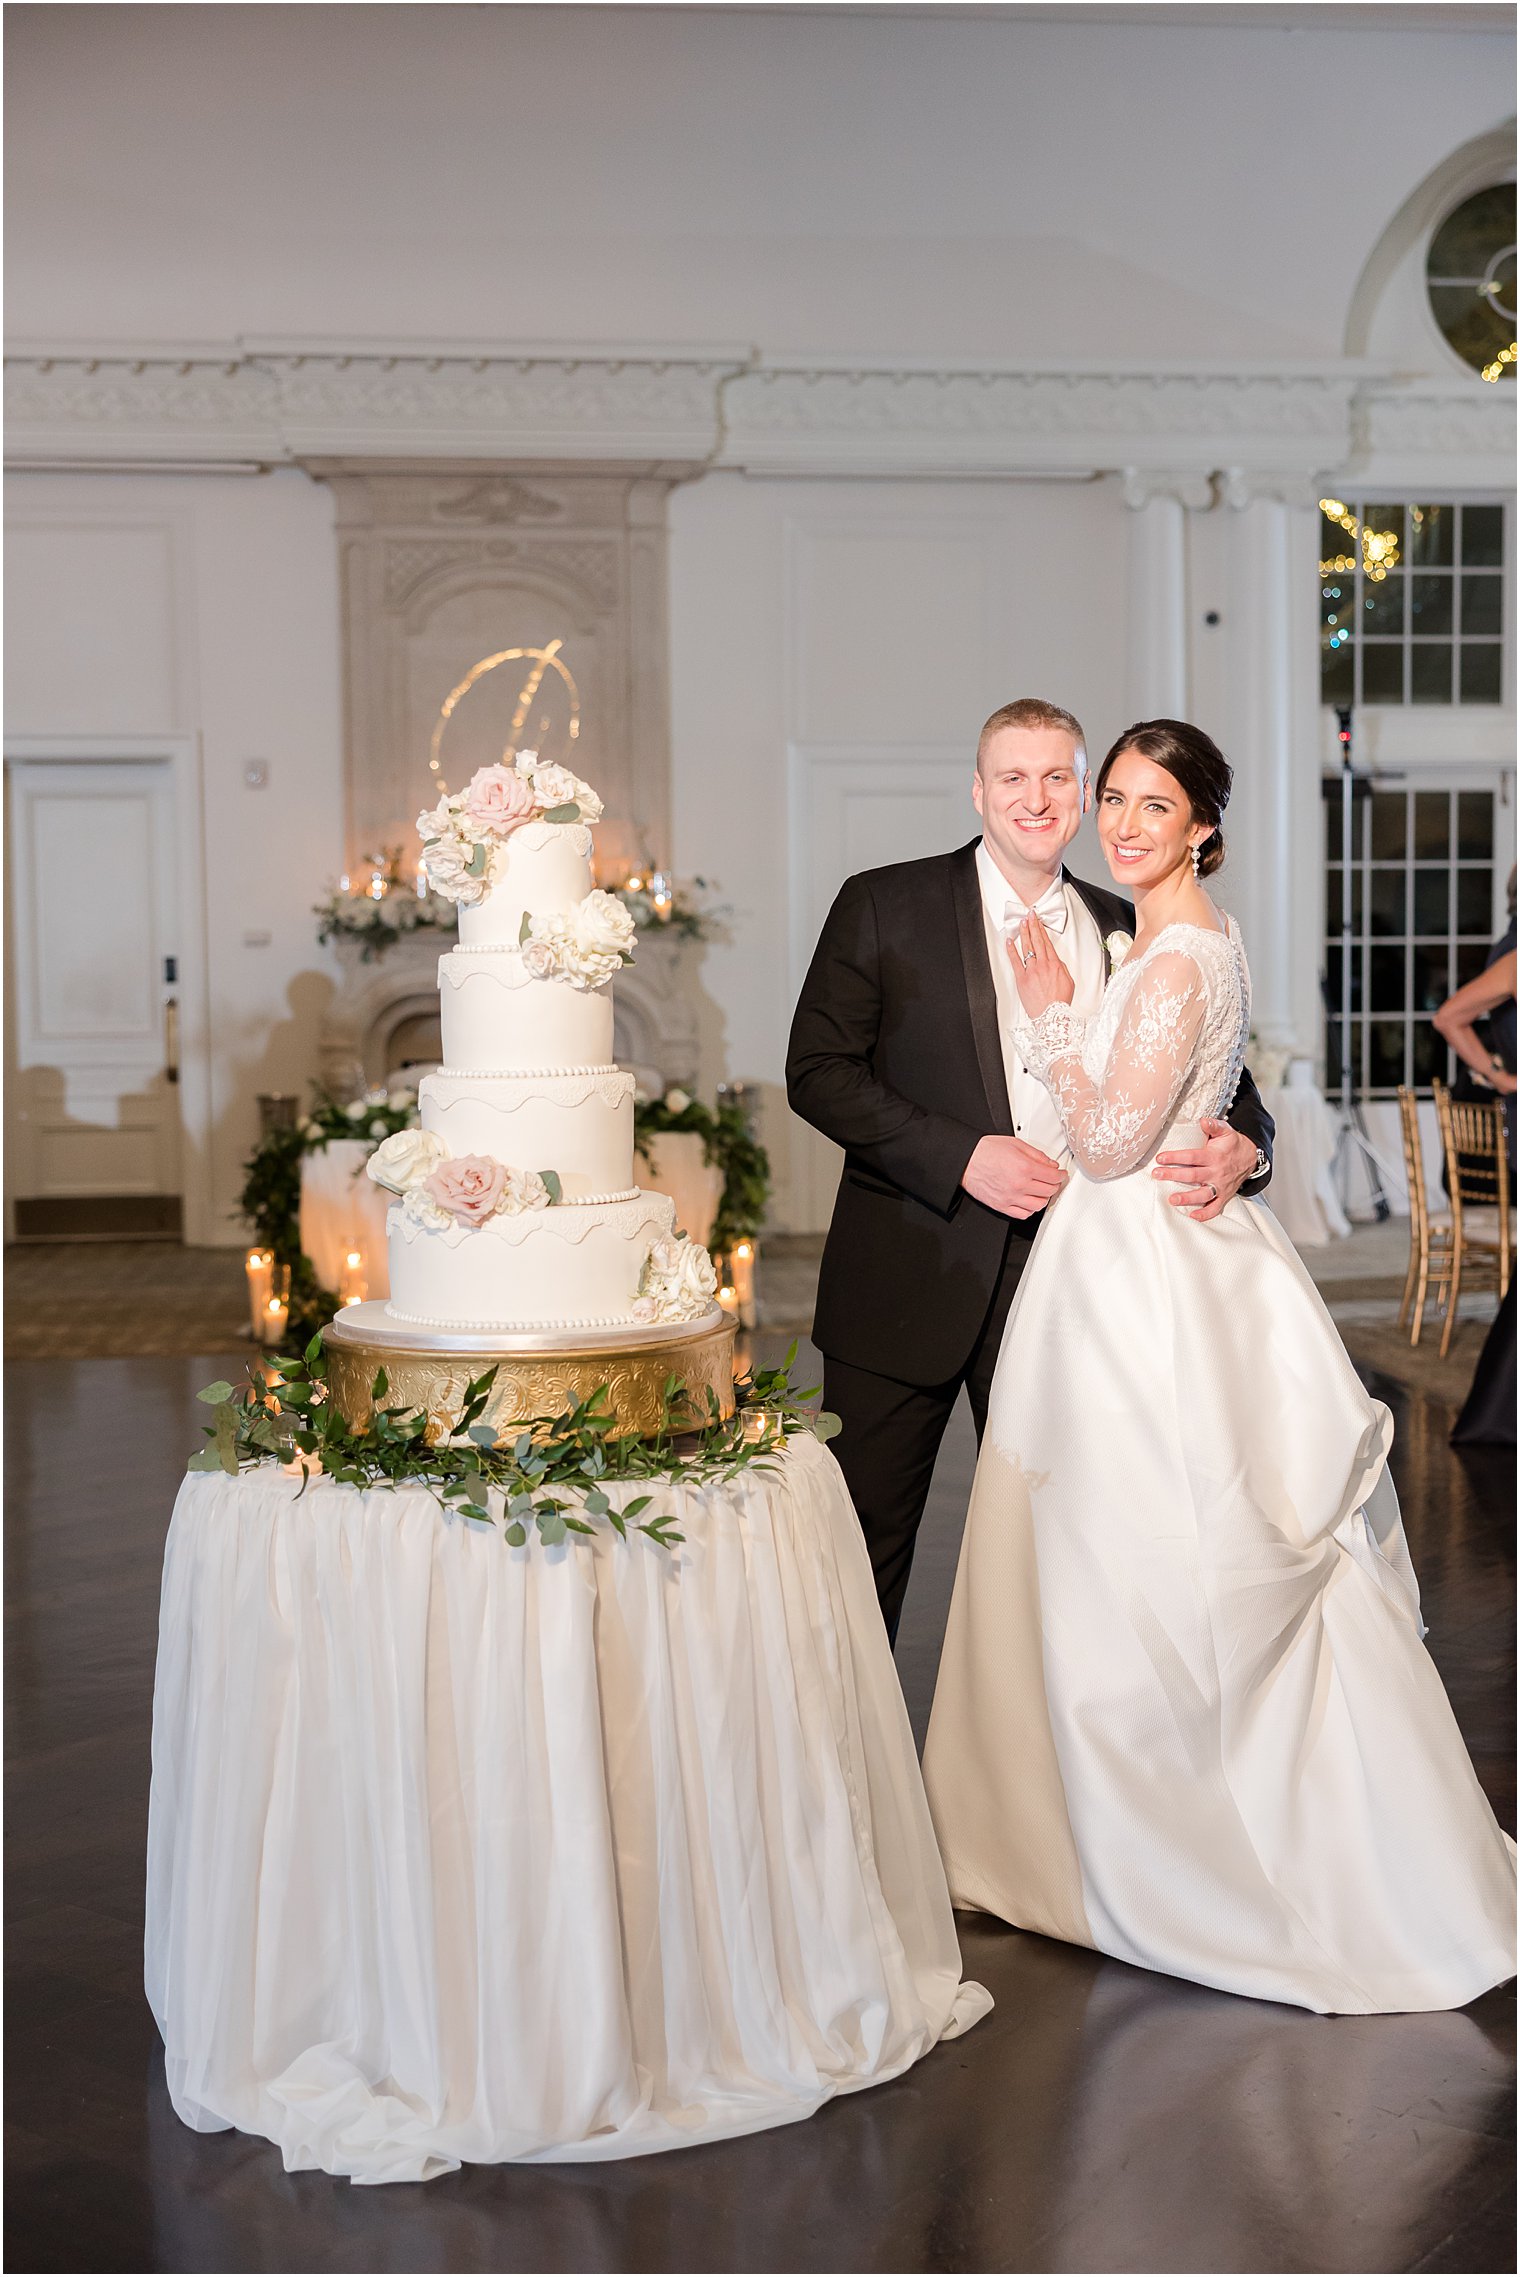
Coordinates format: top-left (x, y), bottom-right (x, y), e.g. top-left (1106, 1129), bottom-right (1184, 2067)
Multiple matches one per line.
top-left (1248, 1146), bottom-right (1270, 1185)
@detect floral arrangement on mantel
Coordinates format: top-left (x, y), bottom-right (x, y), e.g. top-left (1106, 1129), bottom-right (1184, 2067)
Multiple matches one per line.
top-left (315, 850), bottom-right (457, 961)
top-left (634, 1087), bottom-right (770, 1256)
top-left (604, 869), bottom-right (725, 945)
top-left (188, 1339), bottom-right (840, 1553)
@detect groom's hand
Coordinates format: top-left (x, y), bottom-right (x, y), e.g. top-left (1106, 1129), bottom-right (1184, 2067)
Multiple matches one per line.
top-left (1151, 1116), bottom-right (1257, 1222)
top-left (962, 1134), bottom-right (1066, 1220)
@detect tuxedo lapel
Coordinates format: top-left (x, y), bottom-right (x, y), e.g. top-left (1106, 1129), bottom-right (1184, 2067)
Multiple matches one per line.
top-left (1064, 868), bottom-right (1134, 988)
top-left (953, 840), bottom-right (1013, 1136)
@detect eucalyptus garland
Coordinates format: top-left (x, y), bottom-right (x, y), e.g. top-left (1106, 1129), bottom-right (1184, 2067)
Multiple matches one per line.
top-left (634, 1091), bottom-right (770, 1253)
top-left (190, 1337), bottom-right (839, 1551)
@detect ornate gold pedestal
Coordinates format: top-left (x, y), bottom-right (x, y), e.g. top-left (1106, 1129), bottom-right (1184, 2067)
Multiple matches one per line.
top-left (324, 1302), bottom-right (736, 1442)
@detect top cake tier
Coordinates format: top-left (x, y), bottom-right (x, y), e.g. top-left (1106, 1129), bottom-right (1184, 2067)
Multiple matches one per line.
top-left (457, 822), bottom-right (593, 948)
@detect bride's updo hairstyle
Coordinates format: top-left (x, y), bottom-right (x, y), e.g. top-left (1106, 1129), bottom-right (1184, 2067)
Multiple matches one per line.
top-left (1096, 719), bottom-right (1232, 879)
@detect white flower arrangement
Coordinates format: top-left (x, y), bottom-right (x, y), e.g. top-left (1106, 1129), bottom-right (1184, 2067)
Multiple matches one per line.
top-left (518, 888), bottom-right (637, 991)
top-left (631, 1234), bottom-right (720, 1324)
top-left (417, 751), bottom-right (605, 908)
top-left (367, 1130), bottom-right (562, 1231)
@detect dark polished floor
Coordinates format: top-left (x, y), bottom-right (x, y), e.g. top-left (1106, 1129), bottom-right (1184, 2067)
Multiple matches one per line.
top-left (5, 1339), bottom-right (1514, 2274)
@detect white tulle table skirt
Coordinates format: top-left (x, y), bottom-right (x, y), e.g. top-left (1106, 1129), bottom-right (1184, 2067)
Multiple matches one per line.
top-left (146, 1436), bottom-right (989, 2184)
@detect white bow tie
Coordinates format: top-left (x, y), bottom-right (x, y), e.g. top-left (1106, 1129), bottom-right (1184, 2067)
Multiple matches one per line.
top-left (1001, 881), bottom-right (1069, 937)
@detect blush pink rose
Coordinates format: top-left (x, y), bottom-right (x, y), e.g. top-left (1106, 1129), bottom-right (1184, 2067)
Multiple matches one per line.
top-left (463, 764), bottom-right (536, 838)
top-left (424, 1154), bottom-right (509, 1228)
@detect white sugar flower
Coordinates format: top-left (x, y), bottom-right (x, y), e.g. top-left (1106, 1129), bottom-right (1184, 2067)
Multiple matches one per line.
top-left (496, 1166), bottom-right (552, 1216)
top-left (520, 935), bottom-right (560, 980)
top-left (400, 1184), bottom-right (452, 1232)
top-left (573, 889), bottom-right (635, 960)
top-left (676, 1240), bottom-right (718, 1304)
top-left (367, 1127), bottom-right (448, 1195)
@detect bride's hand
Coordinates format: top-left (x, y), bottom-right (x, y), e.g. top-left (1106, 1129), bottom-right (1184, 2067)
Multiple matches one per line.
top-left (1010, 912), bottom-right (1073, 1017)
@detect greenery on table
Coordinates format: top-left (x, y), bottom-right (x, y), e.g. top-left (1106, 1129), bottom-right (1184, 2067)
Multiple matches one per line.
top-left (634, 1090), bottom-right (770, 1253)
top-left (190, 1337), bottom-right (839, 1551)
top-left (314, 848), bottom-right (457, 961)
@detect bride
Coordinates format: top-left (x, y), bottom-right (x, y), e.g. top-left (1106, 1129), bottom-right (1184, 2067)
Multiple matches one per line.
top-left (923, 718), bottom-right (1516, 2016)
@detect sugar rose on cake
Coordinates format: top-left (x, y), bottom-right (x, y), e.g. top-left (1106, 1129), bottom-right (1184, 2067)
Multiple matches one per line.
top-left (367, 1128), bottom-right (448, 1195)
top-left (463, 764), bottom-right (536, 836)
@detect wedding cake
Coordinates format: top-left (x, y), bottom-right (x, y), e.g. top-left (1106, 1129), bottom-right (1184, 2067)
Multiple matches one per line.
top-left (363, 753), bottom-right (719, 1339)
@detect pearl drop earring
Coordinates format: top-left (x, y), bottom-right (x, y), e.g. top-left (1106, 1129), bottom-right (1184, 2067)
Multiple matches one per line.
top-left (1190, 841), bottom-right (1202, 879)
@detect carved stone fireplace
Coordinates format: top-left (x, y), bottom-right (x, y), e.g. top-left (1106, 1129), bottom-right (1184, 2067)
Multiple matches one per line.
top-left (309, 456), bottom-right (703, 1103)
top-left (308, 460), bottom-right (683, 867)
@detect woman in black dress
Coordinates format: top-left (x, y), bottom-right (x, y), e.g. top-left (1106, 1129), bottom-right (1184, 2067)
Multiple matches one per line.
top-left (1436, 879), bottom-right (1516, 1448)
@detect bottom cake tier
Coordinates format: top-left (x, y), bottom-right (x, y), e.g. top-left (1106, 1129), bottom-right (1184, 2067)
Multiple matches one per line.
top-left (386, 1188), bottom-right (682, 1333)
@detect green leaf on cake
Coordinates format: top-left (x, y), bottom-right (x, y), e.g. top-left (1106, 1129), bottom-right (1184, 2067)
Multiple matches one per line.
top-left (539, 1169), bottom-right (562, 1205)
top-left (518, 912), bottom-right (534, 945)
top-left (466, 840), bottom-right (491, 878)
top-left (542, 801), bottom-right (580, 823)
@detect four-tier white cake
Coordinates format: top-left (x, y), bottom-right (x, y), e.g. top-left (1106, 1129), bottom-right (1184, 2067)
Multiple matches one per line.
top-left (363, 754), bottom-right (719, 1340)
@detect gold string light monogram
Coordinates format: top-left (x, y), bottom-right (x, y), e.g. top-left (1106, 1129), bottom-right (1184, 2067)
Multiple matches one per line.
top-left (427, 639), bottom-right (582, 794)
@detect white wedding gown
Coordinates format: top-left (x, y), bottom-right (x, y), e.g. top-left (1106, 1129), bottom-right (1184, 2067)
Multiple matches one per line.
top-left (924, 916), bottom-right (1516, 2015)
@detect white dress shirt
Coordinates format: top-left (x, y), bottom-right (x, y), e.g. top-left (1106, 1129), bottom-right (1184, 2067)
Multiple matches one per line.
top-left (975, 841), bottom-right (1108, 1166)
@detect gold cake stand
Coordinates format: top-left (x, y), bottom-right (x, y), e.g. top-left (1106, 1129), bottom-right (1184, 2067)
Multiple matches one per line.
top-left (324, 1301), bottom-right (737, 1442)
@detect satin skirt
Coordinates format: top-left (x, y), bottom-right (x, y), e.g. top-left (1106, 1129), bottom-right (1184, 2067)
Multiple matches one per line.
top-left (924, 1127), bottom-right (1516, 2016)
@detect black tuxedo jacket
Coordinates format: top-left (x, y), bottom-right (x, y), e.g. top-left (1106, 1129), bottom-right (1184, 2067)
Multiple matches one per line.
top-left (786, 838), bottom-right (1275, 1385)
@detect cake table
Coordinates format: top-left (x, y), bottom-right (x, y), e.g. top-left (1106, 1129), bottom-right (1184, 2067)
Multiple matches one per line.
top-left (145, 1434), bottom-right (991, 2184)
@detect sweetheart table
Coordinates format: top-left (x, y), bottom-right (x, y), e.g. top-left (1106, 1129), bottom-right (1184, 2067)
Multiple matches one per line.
top-left (146, 1433), bottom-right (989, 2184)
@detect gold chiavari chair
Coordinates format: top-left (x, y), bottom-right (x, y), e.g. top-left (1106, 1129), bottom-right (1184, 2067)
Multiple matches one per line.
top-left (1432, 1079), bottom-right (1513, 1359)
top-left (1396, 1086), bottom-right (1454, 1347)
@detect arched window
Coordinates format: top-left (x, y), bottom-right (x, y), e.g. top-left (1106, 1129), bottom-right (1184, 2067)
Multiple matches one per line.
top-left (1426, 184), bottom-right (1517, 384)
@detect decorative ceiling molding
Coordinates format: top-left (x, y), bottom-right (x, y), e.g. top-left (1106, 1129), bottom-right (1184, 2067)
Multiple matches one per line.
top-left (4, 341), bottom-right (1513, 482)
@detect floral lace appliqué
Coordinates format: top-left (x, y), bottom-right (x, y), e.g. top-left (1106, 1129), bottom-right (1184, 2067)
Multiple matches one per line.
top-left (1024, 919), bottom-right (1252, 1182)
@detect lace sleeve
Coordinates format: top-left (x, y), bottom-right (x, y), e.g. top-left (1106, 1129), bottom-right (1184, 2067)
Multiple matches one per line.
top-left (1025, 950), bottom-right (1209, 1179)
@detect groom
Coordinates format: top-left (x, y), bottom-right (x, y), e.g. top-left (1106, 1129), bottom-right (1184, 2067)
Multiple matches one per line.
top-left (786, 697), bottom-right (1275, 1643)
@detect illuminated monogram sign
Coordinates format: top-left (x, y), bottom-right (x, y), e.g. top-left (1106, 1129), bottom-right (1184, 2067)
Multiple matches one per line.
top-left (313, 464), bottom-right (678, 873)
top-left (427, 639), bottom-right (583, 795)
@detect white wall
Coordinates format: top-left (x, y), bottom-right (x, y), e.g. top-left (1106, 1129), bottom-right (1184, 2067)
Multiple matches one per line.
top-left (669, 470), bottom-right (1128, 1227)
top-left (4, 469), bottom-right (344, 1241)
top-left (6, 5), bottom-right (1511, 364)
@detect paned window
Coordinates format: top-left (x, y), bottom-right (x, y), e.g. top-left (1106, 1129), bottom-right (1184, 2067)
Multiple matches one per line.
top-left (1426, 183), bottom-right (1516, 383)
top-left (1324, 779), bottom-right (1502, 1096)
top-left (1320, 499), bottom-right (1506, 707)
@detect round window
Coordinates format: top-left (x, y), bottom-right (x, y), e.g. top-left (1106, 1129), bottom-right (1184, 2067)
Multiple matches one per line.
top-left (1426, 183), bottom-right (1516, 382)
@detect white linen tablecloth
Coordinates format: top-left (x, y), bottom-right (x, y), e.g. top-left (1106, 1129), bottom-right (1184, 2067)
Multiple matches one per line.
top-left (1261, 1083), bottom-right (1351, 1248)
top-left (298, 1140), bottom-right (391, 1298)
top-left (146, 1435), bottom-right (989, 2184)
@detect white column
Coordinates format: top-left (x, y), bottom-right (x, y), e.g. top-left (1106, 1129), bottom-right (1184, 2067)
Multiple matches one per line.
top-left (1120, 469), bottom-right (1212, 720)
top-left (1220, 470), bottom-right (1323, 1054)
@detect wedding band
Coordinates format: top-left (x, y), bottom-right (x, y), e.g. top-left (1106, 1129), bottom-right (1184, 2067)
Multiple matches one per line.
top-left (1204, 1181), bottom-right (1217, 1201)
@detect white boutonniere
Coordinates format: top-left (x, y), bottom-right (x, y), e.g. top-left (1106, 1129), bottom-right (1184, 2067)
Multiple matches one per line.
top-left (1105, 931), bottom-right (1132, 973)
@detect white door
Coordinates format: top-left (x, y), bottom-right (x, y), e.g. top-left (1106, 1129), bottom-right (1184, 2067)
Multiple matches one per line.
top-left (786, 745), bottom-right (978, 1232)
top-left (5, 759), bottom-right (182, 1230)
